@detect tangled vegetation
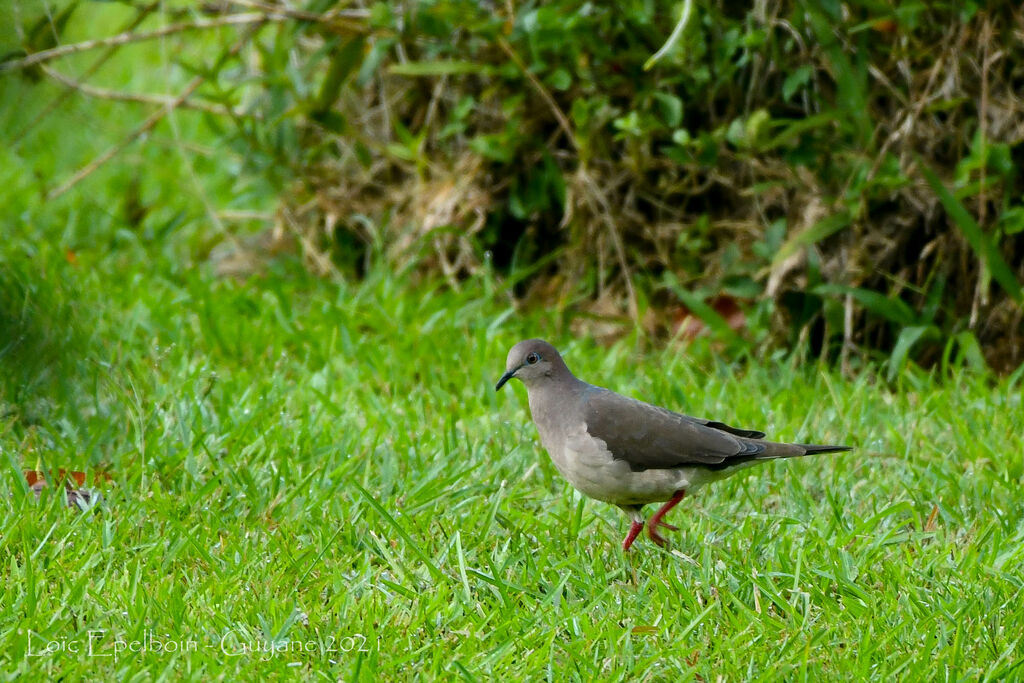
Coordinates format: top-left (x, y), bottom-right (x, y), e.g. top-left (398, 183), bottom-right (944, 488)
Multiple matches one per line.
top-left (3, 1), bottom-right (1023, 372)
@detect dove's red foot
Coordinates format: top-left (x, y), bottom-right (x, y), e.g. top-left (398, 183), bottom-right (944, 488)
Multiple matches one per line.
top-left (622, 520), bottom-right (644, 551)
top-left (647, 490), bottom-right (686, 546)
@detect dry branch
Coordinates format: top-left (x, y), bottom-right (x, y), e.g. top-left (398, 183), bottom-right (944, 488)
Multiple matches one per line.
top-left (1, 8), bottom-right (365, 74)
top-left (40, 65), bottom-right (245, 118)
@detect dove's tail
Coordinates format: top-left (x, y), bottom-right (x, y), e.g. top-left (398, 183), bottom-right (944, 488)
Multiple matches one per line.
top-left (797, 444), bottom-right (853, 455)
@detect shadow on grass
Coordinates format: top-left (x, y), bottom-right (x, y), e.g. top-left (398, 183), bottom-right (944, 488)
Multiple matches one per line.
top-left (0, 257), bottom-right (89, 424)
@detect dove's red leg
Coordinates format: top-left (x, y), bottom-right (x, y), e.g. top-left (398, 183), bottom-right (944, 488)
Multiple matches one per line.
top-left (622, 520), bottom-right (644, 551)
top-left (621, 506), bottom-right (645, 551)
top-left (647, 490), bottom-right (686, 546)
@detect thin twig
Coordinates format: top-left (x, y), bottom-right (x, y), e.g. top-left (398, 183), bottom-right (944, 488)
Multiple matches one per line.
top-left (496, 37), bottom-right (576, 151)
top-left (218, 210), bottom-right (275, 222)
top-left (864, 33), bottom-right (950, 185)
top-left (225, 0), bottom-right (369, 23)
top-left (577, 168), bottom-right (640, 322)
top-left (418, 75), bottom-right (448, 161)
top-left (971, 16), bottom-right (994, 327)
top-left (40, 65), bottom-right (246, 118)
top-left (1, 11), bottom-right (361, 73)
top-left (842, 292), bottom-right (854, 377)
top-left (282, 206), bottom-right (337, 277)
top-left (47, 22), bottom-right (266, 200)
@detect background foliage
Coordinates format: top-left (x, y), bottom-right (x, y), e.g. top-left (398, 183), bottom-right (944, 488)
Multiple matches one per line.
top-left (3, 0), bottom-right (1023, 373)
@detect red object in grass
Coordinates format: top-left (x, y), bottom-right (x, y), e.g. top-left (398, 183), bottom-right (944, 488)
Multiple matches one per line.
top-left (671, 295), bottom-right (747, 341)
top-left (872, 18), bottom-right (899, 34)
top-left (24, 469), bottom-right (89, 487)
top-left (23, 469), bottom-right (111, 509)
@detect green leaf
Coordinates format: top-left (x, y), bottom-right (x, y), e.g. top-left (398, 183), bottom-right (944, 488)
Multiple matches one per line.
top-left (652, 92), bottom-right (683, 128)
top-left (920, 273), bottom-right (946, 325)
top-left (315, 36), bottom-right (366, 114)
top-left (311, 110), bottom-right (347, 134)
top-left (389, 61), bottom-right (494, 77)
top-left (771, 211), bottom-right (851, 267)
top-left (644, 0), bottom-right (695, 70)
top-left (723, 275), bottom-right (762, 299)
top-left (745, 109), bottom-right (771, 149)
top-left (782, 65), bottom-right (813, 101)
top-left (998, 206), bottom-right (1024, 235)
top-left (919, 159), bottom-right (1024, 304)
top-left (613, 111), bottom-right (643, 137)
top-left (813, 284), bottom-right (917, 326)
top-left (762, 112), bottom-right (836, 151)
top-left (954, 331), bottom-right (987, 374)
top-left (385, 143), bottom-right (417, 162)
top-left (470, 134), bottom-right (514, 163)
top-left (726, 118), bottom-right (746, 147)
top-left (887, 325), bottom-right (939, 382)
top-left (672, 129), bottom-right (691, 146)
top-left (546, 68), bottom-right (572, 91)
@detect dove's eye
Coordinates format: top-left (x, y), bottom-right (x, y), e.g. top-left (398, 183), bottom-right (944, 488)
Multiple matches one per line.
top-left (526, 352), bottom-right (541, 365)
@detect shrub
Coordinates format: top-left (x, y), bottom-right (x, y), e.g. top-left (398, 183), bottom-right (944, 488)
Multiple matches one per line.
top-left (5, 0), bottom-right (1023, 372)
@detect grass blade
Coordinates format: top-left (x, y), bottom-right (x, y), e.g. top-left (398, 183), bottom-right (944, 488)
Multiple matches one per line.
top-left (813, 283), bottom-right (917, 326)
top-left (919, 158), bottom-right (1023, 304)
top-left (389, 61), bottom-right (494, 76)
top-left (353, 481), bottom-right (446, 582)
top-left (772, 210), bottom-right (851, 268)
top-left (887, 325), bottom-right (939, 381)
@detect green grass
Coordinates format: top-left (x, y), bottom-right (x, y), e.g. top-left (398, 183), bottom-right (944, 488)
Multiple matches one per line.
top-left (2, 7), bottom-right (1023, 678)
top-left (1, 244), bottom-right (1023, 680)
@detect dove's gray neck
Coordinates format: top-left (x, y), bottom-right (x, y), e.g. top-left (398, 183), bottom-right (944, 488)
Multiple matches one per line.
top-left (524, 369), bottom-right (590, 448)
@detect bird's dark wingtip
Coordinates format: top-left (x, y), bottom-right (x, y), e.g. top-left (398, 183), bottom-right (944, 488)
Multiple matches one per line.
top-left (800, 444), bottom-right (853, 454)
top-left (704, 420), bottom-right (766, 439)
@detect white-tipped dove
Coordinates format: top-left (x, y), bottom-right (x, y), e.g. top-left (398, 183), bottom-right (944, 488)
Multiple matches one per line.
top-left (496, 339), bottom-right (851, 551)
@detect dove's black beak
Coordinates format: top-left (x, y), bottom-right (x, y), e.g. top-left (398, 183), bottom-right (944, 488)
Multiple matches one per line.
top-left (495, 368), bottom-right (516, 392)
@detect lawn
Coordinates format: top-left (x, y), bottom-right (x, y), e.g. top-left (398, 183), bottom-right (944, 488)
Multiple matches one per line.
top-left (2, 11), bottom-right (1023, 679)
top-left (1, 243), bottom-right (1023, 680)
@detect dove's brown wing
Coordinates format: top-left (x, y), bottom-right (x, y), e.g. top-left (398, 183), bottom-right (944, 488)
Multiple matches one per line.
top-left (581, 388), bottom-right (768, 471)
